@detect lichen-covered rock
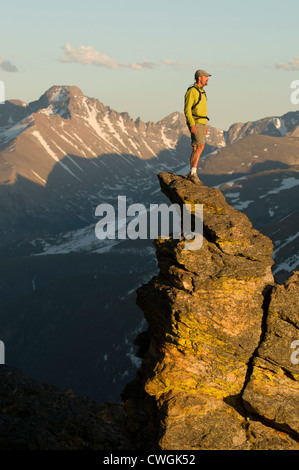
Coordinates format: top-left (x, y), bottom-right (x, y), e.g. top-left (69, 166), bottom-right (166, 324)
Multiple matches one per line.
top-left (123, 172), bottom-right (299, 450)
top-left (242, 272), bottom-right (299, 435)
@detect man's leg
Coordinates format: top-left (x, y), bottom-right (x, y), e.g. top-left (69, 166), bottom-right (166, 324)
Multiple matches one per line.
top-left (190, 143), bottom-right (205, 171)
top-left (188, 123), bottom-right (206, 183)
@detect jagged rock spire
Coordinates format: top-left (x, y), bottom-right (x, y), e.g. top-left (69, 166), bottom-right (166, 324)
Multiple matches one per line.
top-left (123, 172), bottom-right (299, 450)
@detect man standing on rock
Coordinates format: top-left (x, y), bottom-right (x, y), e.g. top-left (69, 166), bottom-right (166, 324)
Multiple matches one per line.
top-left (184, 69), bottom-right (211, 183)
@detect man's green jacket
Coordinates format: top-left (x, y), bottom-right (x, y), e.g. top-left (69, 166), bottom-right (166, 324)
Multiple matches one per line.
top-left (184, 83), bottom-right (208, 127)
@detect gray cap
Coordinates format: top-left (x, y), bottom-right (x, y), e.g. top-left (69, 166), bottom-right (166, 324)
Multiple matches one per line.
top-left (195, 69), bottom-right (211, 80)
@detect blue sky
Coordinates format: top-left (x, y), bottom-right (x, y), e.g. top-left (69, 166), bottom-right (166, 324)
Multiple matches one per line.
top-left (1, 0), bottom-right (299, 130)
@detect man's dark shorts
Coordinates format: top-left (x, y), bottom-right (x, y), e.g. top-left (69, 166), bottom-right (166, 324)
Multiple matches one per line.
top-left (190, 122), bottom-right (207, 147)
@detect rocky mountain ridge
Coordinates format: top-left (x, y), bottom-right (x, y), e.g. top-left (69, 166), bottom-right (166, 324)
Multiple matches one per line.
top-left (0, 85), bottom-right (189, 186)
top-left (1, 85), bottom-right (298, 192)
top-left (225, 111), bottom-right (299, 143)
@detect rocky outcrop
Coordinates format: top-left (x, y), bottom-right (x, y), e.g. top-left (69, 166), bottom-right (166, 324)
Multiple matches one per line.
top-left (123, 172), bottom-right (299, 450)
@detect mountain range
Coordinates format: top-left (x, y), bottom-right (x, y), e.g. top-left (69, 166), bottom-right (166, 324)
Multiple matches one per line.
top-left (0, 85), bottom-right (298, 402)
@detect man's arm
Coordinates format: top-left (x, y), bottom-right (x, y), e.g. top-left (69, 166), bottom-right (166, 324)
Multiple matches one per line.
top-left (184, 88), bottom-right (197, 134)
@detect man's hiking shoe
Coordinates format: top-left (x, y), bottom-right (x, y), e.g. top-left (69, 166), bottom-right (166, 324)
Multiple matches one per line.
top-left (187, 171), bottom-right (202, 184)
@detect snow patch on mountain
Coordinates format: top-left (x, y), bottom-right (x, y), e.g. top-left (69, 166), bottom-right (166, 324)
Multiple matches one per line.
top-left (32, 130), bottom-right (82, 181)
top-left (259, 176), bottom-right (299, 198)
top-left (272, 118), bottom-right (287, 136)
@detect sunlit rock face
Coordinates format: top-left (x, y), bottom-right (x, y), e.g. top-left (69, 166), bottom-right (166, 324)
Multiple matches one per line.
top-left (123, 172), bottom-right (299, 450)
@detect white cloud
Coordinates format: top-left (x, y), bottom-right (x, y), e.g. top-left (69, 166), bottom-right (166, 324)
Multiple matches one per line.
top-left (128, 59), bottom-right (156, 70)
top-left (276, 57), bottom-right (299, 71)
top-left (59, 44), bottom-right (156, 71)
top-left (59, 43), bottom-right (119, 68)
top-left (0, 60), bottom-right (18, 72)
top-left (161, 59), bottom-right (192, 69)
